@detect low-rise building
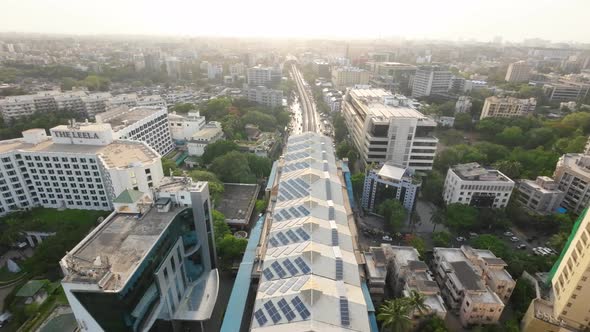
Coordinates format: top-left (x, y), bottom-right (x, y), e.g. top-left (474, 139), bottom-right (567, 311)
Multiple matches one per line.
top-left (480, 96), bottom-right (536, 119)
top-left (95, 106), bottom-right (174, 156)
top-left (235, 132), bottom-right (279, 158)
top-left (54, 91), bottom-right (87, 115)
top-left (322, 89), bottom-right (343, 112)
top-left (137, 95), bottom-right (167, 108)
top-left (331, 66), bottom-right (371, 90)
top-left (168, 111), bottom-right (206, 142)
top-left (544, 81), bottom-right (590, 102)
top-left (60, 179), bottom-right (219, 332)
top-left (187, 122), bottom-right (223, 156)
top-left (443, 162), bottom-right (514, 208)
top-left (361, 162), bottom-right (420, 212)
top-left (433, 246), bottom-right (514, 327)
top-left (517, 176), bottom-right (565, 214)
top-left (81, 92), bottom-right (112, 118)
top-left (554, 153), bottom-right (590, 215)
top-left (244, 86), bottom-right (283, 108)
top-left (455, 96), bottom-right (472, 113)
top-left (107, 93), bottom-right (138, 109)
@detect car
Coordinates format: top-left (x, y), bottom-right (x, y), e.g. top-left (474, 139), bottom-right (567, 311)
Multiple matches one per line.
top-left (382, 235), bottom-right (393, 242)
top-left (510, 236), bottom-right (520, 242)
top-left (456, 236), bottom-right (466, 242)
top-left (504, 231), bottom-right (514, 237)
top-left (469, 232), bottom-right (478, 238)
top-left (0, 311), bottom-right (12, 328)
top-left (517, 244), bottom-right (527, 250)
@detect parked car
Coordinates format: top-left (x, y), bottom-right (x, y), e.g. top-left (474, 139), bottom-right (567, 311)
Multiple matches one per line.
top-left (382, 235), bottom-right (393, 242)
top-left (504, 231), bottom-right (514, 237)
top-left (0, 311), bottom-right (12, 327)
top-left (510, 236), bottom-right (520, 242)
top-left (517, 244), bottom-right (527, 250)
top-left (469, 232), bottom-right (478, 238)
top-left (456, 236), bottom-right (466, 242)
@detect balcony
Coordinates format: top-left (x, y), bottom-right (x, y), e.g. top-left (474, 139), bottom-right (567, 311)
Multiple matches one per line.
top-left (174, 269), bottom-right (219, 321)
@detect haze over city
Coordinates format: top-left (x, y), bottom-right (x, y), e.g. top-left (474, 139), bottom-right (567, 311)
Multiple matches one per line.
top-left (1, 0), bottom-right (590, 43)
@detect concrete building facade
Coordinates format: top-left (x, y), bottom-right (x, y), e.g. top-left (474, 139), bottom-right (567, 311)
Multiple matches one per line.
top-left (411, 66), bottom-right (453, 98)
top-left (480, 96), bottom-right (537, 119)
top-left (517, 176), bottom-right (565, 214)
top-left (167, 112), bottom-right (206, 142)
top-left (505, 61), bottom-right (531, 82)
top-left (331, 67), bottom-right (371, 90)
top-left (187, 122), bottom-right (223, 157)
top-left (244, 86), bottom-right (284, 108)
top-left (554, 153), bottom-right (590, 215)
top-left (361, 163), bottom-right (420, 212)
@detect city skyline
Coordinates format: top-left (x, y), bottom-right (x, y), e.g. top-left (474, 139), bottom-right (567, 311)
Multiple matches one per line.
top-left (1, 0), bottom-right (589, 44)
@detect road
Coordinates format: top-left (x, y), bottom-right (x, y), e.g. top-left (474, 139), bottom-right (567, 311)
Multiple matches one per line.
top-left (291, 64), bottom-right (320, 133)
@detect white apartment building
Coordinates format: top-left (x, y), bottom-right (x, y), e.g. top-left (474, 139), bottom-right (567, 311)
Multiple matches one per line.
top-left (517, 176), bottom-right (565, 215)
top-left (342, 88), bottom-right (438, 171)
top-left (554, 153), bottom-right (590, 215)
top-left (54, 91), bottom-right (88, 114)
top-left (411, 66), bottom-right (453, 98)
top-left (331, 67), bottom-right (370, 90)
top-left (244, 86), bottom-right (284, 108)
top-left (480, 96), bottom-right (537, 119)
top-left (167, 111), bottom-right (206, 142)
top-left (95, 106), bottom-right (174, 156)
top-left (165, 57), bottom-right (181, 80)
top-left (505, 61), bottom-right (530, 82)
top-left (107, 93), bottom-right (138, 109)
top-left (323, 89), bottom-right (343, 112)
top-left (163, 91), bottom-right (195, 105)
top-left (136, 95), bottom-right (167, 108)
top-left (187, 122), bottom-right (223, 156)
top-left (207, 63), bottom-right (223, 80)
top-left (0, 124), bottom-right (163, 217)
top-left (81, 92), bottom-right (112, 118)
top-left (443, 162), bottom-right (515, 208)
top-left (247, 65), bottom-right (273, 86)
top-left (433, 246), bottom-right (514, 327)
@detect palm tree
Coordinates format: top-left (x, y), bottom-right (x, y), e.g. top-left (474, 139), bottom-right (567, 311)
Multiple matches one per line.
top-left (377, 299), bottom-right (411, 332)
top-left (404, 290), bottom-right (430, 317)
top-left (430, 206), bottom-right (445, 232)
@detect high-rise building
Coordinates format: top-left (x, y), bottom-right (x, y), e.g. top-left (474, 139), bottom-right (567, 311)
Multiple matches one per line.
top-left (505, 61), bottom-right (531, 82)
top-left (249, 132), bottom-right (372, 331)
top-left (544, 81), bottom-right (590, 102)
top-left (247, 65), bottom-right (273, 86)
top-left (411, 66), bottom-right (452, 98)
top-left (331, 66), bottom-right (370, 90)
top-left (165, 57), bottom-right (181, 80)
top-left (312, 59), bottom-right (331, 78)
top-left (521, 209), bottom-right (590, 331)
top-left (207, 63), bottom-right (223, 80)
top-left (60, 178), bottom-right (219, 332)
top-left (443, 162), bottom-right (515, 208)
top-left (361, 162), bottom-right (420, 212)
top-left (0, 125), bottom-right (163, 217)
top-left (341, 88), bottom-right (438, 171)
top-left (516, 176), bottom-right (565, 215)
top-left (554, 153), bottom-right (590, 215)
top-left (244, 86), bottom-right (284, 108)
top-left (365, 62), bottom-right (417, 93)
top-left (480, 96), bottom-right (537, 119)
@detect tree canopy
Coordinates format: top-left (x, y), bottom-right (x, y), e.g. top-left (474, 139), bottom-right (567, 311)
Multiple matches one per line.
top-left (377, 199), bottom-right (407, 232)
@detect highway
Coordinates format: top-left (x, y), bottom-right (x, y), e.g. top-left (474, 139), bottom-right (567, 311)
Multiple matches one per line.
top-left (291, 64), bottom-right (320, 133)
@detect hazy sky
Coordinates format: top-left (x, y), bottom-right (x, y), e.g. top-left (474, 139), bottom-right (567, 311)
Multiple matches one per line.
top-left (1, 0), bottom-right (589, 43)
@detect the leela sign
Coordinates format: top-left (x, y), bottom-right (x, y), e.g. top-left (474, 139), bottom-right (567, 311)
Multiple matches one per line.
top-left (53, 131), bottom-right (100, 139)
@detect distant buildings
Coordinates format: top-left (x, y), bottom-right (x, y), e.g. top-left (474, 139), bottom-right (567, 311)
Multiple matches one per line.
top-left (312, 59), bottom-right (331, 78)
top-left (554, 153), bottom-right (590, 215)
top-left (247, 65), bottom-right (273, 86)
top-left (455, 96), bottom-right (473, 113)
top-left (167, 111), bottom-right (206, 142)
top-left (322, 89), bottom-right (343, 112)
top-left (207, 63), bottom-right (223, 80)
top-left (331, 66), bottom-right (370, 90)
top-left (543, 80), bottom-right (590, 102)
top-left (365, 62), bottom-right (416, 93)
top-left (516, 176), bottom-right (565, 215)
top-left (61, 179), bottom-right (219, 331)
top-left (165, 56), bottom-right (181, 80)
top-left (479, 96), bottom-right (537, 119)
top-left (411, 66), bottom-right (453, 98)
top-left (81, 92), bottom-right (112, 118)
top-left (433, 245), bottom-right (514, 327)
top-left (361, 163), bottom-right (420, 212)
top-left (136, 95), bottom-right (167, 108)
top-left (187, 122), bottom-right (223, 156)
top-left (443, 162), bottom-right (515, 208)
top-left (108, 93), bottom-right (138, 109)
top-left (244, 86), bottom-right (284, 108)
top-left (505, 61), bottom-right (530, 82)
top-left (521, 208), bottom-right (590, 331)
top-left (95, 106), bottom-right (174, 156)
top-left (342, 88), bottom-right (438, 171)
top-left (364, 245), bottom-right (447, 319)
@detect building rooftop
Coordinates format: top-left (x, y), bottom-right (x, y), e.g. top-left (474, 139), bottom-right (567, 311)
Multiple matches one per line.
top-left (451, 162), bottom-right (513, 182)
top-left (216, 183), bottom-right (259, 226)
top-left (450, 261), bottom-right (484, 291)
top-left (95, 106), bottom-right (165, 131)
top-left (61, 206), bottom-right (187, 291)
top-left (377, 163), bottom-right (410, 181)
top-left (558, 153), bottom-right (590, 179)
top-left (349, 88), bottom-right (434, 122)
top-left (190, 123), bottom-right (222, 141)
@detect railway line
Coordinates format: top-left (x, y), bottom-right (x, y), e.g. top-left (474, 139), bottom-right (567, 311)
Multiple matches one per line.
top-left (291, 64), bottom-right (318, 133)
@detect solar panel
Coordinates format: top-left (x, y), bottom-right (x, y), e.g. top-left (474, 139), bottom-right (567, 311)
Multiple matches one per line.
top-left (335, 258), bottom-right (343, 280)
top-left (280, 209), bottom-right (292, 220)
top-left (331, 229), bottom-right (339, 246)
top-left (271, 261), bottom-right (287, 278)
top-left (294, 257), bottom-right (311, 274)
top-left (289, 207), bottom-right (302, 218)
top-left (328, 207), bottom-right (335, 220)
top-left (269, 237), bottom-right (280, 247)
top-left (296, 228), bottom-right (310, 240)
top-left (274, 214), bottom-right (283, 222)
top-left (276, 232), bottom-right (290, 245)
top-left (280, 278), bottom-right (297, 293)
top-left (295, 178), bottom-right (309, 188)
top-left (266, 279), bottom-right (285, 295)
top-left (297, 206), bottom-right (310, 216)
top-left (264, 301), bottom-right (282, 324)
top-left (258, 282), bottom-right (271, 292)
top-left (254, 309), bottom-right (268, 326)
top-left (325, 180), bottom-right (332, 200)
top-left (292, 275), bottom-right (310, 291)
top-left (278, 299), bottom-right (297, 321)
top-left (283, 258), bottom-right (299, 275)
top-left (281, 190), bottom-right (294, 200)
top-left (340, 297), bottom-right (350, 326)
top-left (292, 296), bottom-right (311, 319)
top-left (262, 268), bottom-right (274, 280)
top-left (285, 229), bottom-right (299, 242)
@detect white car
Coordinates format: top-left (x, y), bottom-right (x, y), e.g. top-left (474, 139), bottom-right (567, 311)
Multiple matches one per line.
top-left (456, 236), bottom-right (466, 242)
top-left (510, 236), bottom-right (520, 242)
top-left (504, 231), bottom-right (514, 237)
top-left (382, 235), bottom-right (393, 242)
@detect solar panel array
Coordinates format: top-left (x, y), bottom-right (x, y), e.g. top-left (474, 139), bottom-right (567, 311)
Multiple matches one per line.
top-left (339, 297), bottom-right (350, 326)
top-left (283, 258), bottom-right (299, 275)
top-left (278, 299), bottom-right (297, 321)
top-left (254, 309), bottom-right (268, 326)
top-left (292, 296), bottom-right (311, 319)
top-left (294, 257), bottom-right (311, 274)
top-left (331, 228), bottom-right (339, 246)
top-left (264, 301), bottom-right (282, 323)
top-left (335, 258), bottom-right (343, 280)
top-left (271, 261), bottom-right (287, 278)
top-left (278, 178), bottom-right (310, 201)
top-left (283, 161), bottom-right (310, 172)
top-left (273, 205), bottom-right (310, 222)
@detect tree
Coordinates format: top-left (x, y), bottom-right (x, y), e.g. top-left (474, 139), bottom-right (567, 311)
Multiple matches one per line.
top-left (445, 204), bottom-right (479, 231)
top-left (213, 210), bottom-right (231, 243)
top-left (333, 113), bottom-right (348, 142)
top-left (241, 110), bottom-right (277, 131)
top-left (255, 200), bottom-right (268, 214)
top-left (548, 232), bottom-right (569, 252)
top-left (497, 126), bottom-right (525, 147)
top-left (161, 158), bottom-right (180, 176)
top-left (247, 154), bottom-right (272, 178)
top-left (405, 290), bottom-right (430, 316)
top-left (417, 315), bottom-right (449, 332)
top-left (562, 112), bottom-right (590, 133)
top-left (432, 231), bottom-right (452, 247)
top-left (377, 200), bottom-right (407, 232)
top-left (523, 127), bottom-right (555, 149)
top-left (351, 173), bottom-right (365, 199)
top-left (510, 278), bottom-right (536, 320)
top-left (454, 113), bottom-right (472, 130)
top-left (201, 140), bottom-right (239, 164)
top-left (211, 151), bottom-right (256, 183)
top-left (203, 97), bottom-right (231, 120)
top-left (82, 75), bottom-right (110, 91)
top-left (217, 234), bottom-right (248, 262)
top-left (471, 235), bottom-right (509, 258)
top-left (408, 235), bottom-right (426, 257)
top-left (493, 160), bottom-right (522, 179)
top-left (377, 299), bottom-right (411, 332)
top-left (171, 103), bottom-right (197, 113)
top-left (190, 170), bottom-right (225, 203)
top-left (422, 171), bottom-right (444, 206)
